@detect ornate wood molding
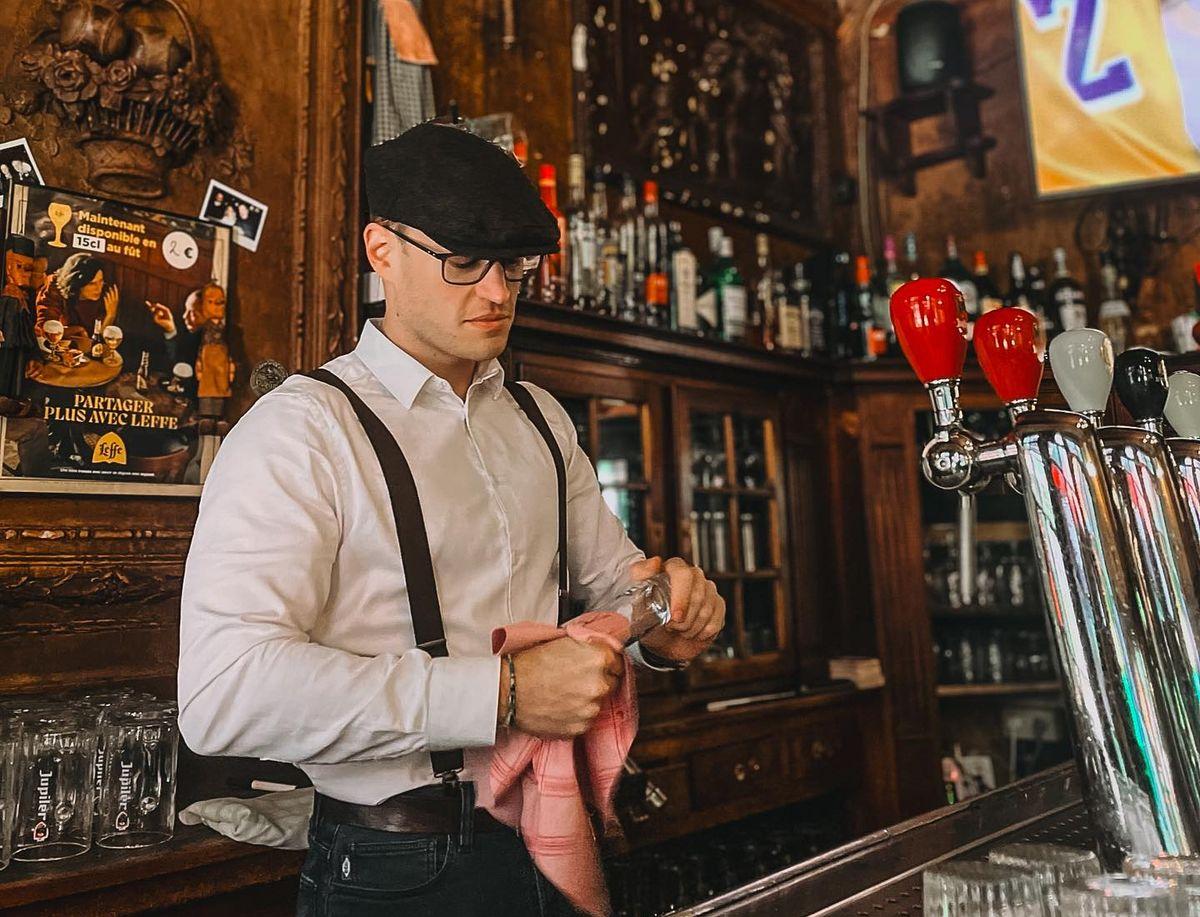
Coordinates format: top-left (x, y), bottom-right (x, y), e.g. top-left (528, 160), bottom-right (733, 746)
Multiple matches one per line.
top-left (291, 0), bottom-right (365, 371)
top-left (0, 564), bottom-right (182, 608)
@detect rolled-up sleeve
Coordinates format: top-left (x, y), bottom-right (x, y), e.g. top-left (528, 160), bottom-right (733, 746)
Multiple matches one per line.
top-left (177, 386), bottom-right (499, 765)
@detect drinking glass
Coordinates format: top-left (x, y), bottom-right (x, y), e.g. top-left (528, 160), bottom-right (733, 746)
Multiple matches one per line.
top-left (990, 843), bottom-right (1102, 915)
top-left (102, 325), bottom-right (124, 366)
top-left (923, 860), bottom-right (1049, 916)
top-left (80, 688), bottom-right (145, 816)
top-left (96, 699), bottom-right (179, 849)
top-left (1125, 855), bottom-right (1200, 912)
top-left (0, 716), bottom-right (19, 871)
top-left (1060, 875), bottom-right (1184, 915)
top-left (12, 709), bottom-right (97, 861)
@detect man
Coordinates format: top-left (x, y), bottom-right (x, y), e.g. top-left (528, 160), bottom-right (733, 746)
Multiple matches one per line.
top-left (0, 235), bottom-right (40, 403)
top-left (177, 121), bottom-right (725, 916)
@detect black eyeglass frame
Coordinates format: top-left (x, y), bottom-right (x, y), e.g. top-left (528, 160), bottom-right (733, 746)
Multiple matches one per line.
top-left (375, 221), bottom-right (543, 286)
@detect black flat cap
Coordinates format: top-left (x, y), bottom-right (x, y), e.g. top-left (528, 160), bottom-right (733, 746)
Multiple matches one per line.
top-left (365, 122), bottom-right (560, 259)
top-left (6, 235), bottom-right (35, 258)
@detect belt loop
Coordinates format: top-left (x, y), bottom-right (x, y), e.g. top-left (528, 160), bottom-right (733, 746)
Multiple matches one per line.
top-left (457, 781), bottom-right (476, 852)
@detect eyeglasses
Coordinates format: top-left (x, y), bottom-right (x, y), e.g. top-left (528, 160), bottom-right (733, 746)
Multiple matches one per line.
top-left (376, 222), bottom-right (543, 286)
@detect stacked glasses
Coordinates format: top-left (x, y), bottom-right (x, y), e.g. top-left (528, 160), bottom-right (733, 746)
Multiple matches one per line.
top-left (0, 689), bottom-right (179, 864)
top-left (926, 847), bottom-right (1198, 915)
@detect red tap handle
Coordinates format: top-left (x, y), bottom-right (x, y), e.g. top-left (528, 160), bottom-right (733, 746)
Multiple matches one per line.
top-left (889, 278), bottom-right (969, 384)
top-left (973, 307), bottom-right (1044, 405)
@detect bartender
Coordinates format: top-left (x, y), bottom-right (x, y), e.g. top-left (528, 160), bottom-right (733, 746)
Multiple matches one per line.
top-left (177, 121), bottom-right (725, 917)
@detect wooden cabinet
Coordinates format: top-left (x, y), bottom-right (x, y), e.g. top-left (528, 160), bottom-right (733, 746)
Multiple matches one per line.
top-left (509, 302), bottom-right (887, 848)
top-left (512, 348), bottom-right (797, 694)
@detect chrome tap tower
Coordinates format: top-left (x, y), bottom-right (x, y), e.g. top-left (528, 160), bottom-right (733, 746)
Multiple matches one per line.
top-left (891, 280), bottom-right (1200, 865)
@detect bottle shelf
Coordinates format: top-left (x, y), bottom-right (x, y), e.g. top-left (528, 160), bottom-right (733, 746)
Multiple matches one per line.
top-left (936, 681), bottom-right (1060, 699)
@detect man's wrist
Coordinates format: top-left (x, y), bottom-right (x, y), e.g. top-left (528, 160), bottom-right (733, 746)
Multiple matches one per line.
top-left (633, 641), bottom-right (689, 671)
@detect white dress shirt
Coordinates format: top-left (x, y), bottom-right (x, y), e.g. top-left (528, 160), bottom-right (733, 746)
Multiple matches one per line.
top-left (177, 318), bottom-right (650, 804)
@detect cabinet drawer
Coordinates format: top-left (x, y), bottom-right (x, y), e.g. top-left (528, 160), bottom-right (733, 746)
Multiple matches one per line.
top-left (689, 737), bottom-right (781, 810)
top-left (791, 718), bottom-right (855, 784)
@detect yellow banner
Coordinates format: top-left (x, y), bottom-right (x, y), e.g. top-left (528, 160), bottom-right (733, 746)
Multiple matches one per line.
top-left (1016, 0), bottom-right (1200, 195)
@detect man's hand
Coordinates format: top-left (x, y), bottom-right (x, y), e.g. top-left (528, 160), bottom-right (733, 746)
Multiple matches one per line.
top-left (500, 638), bottom-right (623, 738)
top-left (630, 556), bottom-right (726, 664)
top-left (146, 300), bottom-right (176, 336)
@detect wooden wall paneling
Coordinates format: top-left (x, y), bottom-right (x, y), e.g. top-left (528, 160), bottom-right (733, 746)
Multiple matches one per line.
top-left (0, 0), bottom-right (366, 701)
top-left (781, 382), bottom-right (837, 682)
top-left (856, 389), bottom-right (943, 815)
top-left (292, 0), bottom-right (366, 367)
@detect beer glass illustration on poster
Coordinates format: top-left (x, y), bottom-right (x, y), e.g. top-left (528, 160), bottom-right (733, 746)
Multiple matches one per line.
top-left (2, 181), bottom-right (232, 487)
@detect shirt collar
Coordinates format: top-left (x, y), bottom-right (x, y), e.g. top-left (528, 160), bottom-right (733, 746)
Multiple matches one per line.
top-left (354, 319), bottom-right (505, 408)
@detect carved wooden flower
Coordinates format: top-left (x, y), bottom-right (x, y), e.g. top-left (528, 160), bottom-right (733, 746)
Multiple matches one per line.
top-left (98, 59), bottom-right (138, 110)
top-left (41, 47), bottom-right (101, 104)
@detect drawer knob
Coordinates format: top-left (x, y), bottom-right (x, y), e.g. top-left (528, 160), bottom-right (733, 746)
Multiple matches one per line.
top-left (733, 762), bottom-right (747, 781)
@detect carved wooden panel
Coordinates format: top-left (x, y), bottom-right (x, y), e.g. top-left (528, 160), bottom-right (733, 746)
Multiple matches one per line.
top-left (581, 0), bottom-right (836, 241)
top-left (857, 390), bottom-right (944, 815)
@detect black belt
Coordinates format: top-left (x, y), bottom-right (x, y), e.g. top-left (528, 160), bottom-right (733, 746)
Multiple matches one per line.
top-left (315, 783), bottom-right (507, 846)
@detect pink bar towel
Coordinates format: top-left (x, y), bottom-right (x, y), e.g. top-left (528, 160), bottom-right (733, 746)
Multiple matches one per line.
top-left (483, 611), bottom-right (637, 917)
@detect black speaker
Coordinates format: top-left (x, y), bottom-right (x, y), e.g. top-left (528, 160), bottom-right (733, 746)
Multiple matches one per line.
top-left (896, 1), bottom-right (971, 94)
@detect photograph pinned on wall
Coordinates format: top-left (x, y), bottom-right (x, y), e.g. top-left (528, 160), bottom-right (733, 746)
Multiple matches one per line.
top-left (0, 138), bottom-right (44, 210)
top-left (198, 179), bottom-right (268, 253)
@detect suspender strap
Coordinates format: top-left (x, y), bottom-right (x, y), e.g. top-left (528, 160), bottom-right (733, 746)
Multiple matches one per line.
top-left (305, 369), bottom-right (463, 782)
top-left (503, 380), bottom-right (571, 626)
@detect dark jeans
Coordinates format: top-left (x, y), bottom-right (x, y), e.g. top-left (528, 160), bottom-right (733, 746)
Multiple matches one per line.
top-left (295, 794), bottom-right (585, 916)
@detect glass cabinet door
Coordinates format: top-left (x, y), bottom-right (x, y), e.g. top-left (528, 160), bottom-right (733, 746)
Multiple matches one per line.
top-left (512, 355), bottom-right (666, 566)
top-left (677, 385), bottom-right (791, 685)
top-left (917, 406), bottom-right (1069, 793)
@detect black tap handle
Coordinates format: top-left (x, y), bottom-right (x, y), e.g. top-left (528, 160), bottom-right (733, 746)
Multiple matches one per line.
top-left (1113, 347), bottom-right (1169, 422)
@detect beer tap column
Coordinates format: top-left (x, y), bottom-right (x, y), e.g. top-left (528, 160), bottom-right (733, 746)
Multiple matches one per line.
top-left (1048, 334), bottom-right (1200, 855)
top-left (1165, 371), bottom-right (1200, 544)
top-left (891, 284), bottom-right (1195, 863)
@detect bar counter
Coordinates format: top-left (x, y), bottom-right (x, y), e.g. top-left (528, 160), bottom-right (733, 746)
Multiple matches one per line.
top-left (675, 763), bottom-right (1083, 916)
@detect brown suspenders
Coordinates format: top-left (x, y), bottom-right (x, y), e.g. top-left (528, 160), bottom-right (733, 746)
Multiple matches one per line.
top-left (304, 368), bottom-right (569, 784)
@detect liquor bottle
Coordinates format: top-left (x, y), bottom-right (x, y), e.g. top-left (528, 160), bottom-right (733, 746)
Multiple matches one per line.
top-left (1171, 263), bottom-right (1200, 353)
top-left (874, 240), bottom-right (898, 354)
top-left (797, 262), bottom-right (822, 356)
top-left (536, 164), bottom-right (566, 302)
top-left (641, 181), bottom-right (670, 328)
top-left (1027, 261), bottom-right (1055, 343)
top-left (776, 261), bottom-right (806, 353)
top-left (902, 232), bottom-right (920, 280)
top-left (695, 230), bottom-right (725, 339)
top-left (830, 251), bottom-right (860, 360)
top-left (1005, 251), bottom-right (1046, 352)
top-left (136, 350), bottom-right (150, 391)
top-left (1097, 252), bottom-right (1132, 355)
top-left (1048, 246), bottom-right (1088, 335)
top-left (882, 234), bottom-right (905, 295)
top-left (714, 236), bottom-right (748, 342)
top-left (668, 222), bottom-right (699, 334)
top-left (616, 176), bottom-right (642, 322)
top-left (1005, 252), bottom-right (1033, 309)
top-left (752, 233), bottom-right (776, 350)
top-left (973, 250), bottom-right (1003, 314)
top-left (856, 255), bottom-right (884, 360)
top-left (939, 236), bottom-right (979, 331)
top-left (591, 170), bottom-right (619, 316)
top-left (565, 154), bottom-right (595, 311)
top-left (89, 318), bottom-right (105, 360)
